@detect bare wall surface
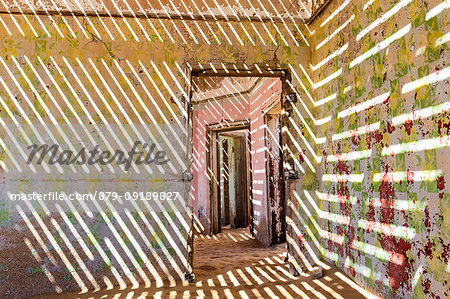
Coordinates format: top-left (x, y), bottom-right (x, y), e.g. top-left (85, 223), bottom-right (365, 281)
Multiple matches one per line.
top-left (0, 14), bottom-right (309, 298)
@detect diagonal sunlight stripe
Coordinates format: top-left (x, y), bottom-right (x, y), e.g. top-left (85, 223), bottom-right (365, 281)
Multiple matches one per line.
top-left (327, 149), bottom-right (372, 162)
top-left (64, 57), bottom-right (141, 173)
top-left (44, 56), bottom-right (116, 173)
top-left (25, 56), bottom-right (96, 173)
top-left (0, 15), bottom-right (11, 35)
top-left (111, 59), bottom-right (185, 171)
top-left (64, 199), bottom-right (127, 288)
top-left (285, 129), bottom-right (315, 173)
top-left (288, 117), bottom-right (322, 163)
top-left (18, 203), bottom-right (89, 292)
top-left (382, 135), bottom-right (450, 156)
top-left (372, 170), bottom-right (443, 182)
top-left (338, 92), bottom-right (390, 118)
top-left (0, 132), bottom-right (21, 172)
top-left (52, 56), bottom-right (122, 173)
top-left (332, 122), bottom-right (380, 141)
top-left (132, 61), bottom-right (187, 139)
top-left (316, 15), bottom-right (354, 50)
top-left (402, 67), bottom-right (450, 94)
top-left (350, 24), bottom-right (411, 68)
top-left (0, 97), bottom-right (37, 173)
top-left (12, 55), bottom-right (86, 174)
top-left (77, 57), bottom-right (158, 174)
top-left (91, 199), bottom-right (151, 287)
top-left (285, 80), bottom-right (332, 125)
top-left (0, 61), bottom-right (60, 173)
top-left (357, 0), bottom-right (412, 41)
top-left (98, 59), bottom-right (170, 172)
top-left (23, 238), bottom-right (62, 292)
top-left (321, 0), bottom-right (351, 27)
top-left (310, 43), bottom-right (348, 71)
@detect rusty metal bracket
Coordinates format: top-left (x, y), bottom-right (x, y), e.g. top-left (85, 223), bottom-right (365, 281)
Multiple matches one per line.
top-left (184, 272), bottom-right (195, 282)
top-left (283, 93), bottom-right (297, 104)
top-left (182, 171), bottom-right (193, 181)
top-left (285, 170), bottom-right (300, 180)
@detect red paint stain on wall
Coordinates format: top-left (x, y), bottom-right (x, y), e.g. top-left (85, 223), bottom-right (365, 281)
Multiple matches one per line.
top-left (437, 112), bottom-right (450, 136)
top-left (436, 175), bottom-right (445, 191)
top-left (404, 120), bottom-right (413, 135)
top-left (379, 236), bottom-right (412, 291)
top-left (379, 179), bottom-right (396, 223)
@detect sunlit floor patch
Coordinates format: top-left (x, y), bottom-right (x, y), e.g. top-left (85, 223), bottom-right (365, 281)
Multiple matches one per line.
top-left (39, 228), bottom-right (374, 298)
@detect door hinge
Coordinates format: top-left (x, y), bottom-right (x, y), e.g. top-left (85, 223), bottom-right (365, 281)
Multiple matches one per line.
top-left (284, 93), bottom-right (297, 104)
top-left (182, 171), bottom-right (193, 181)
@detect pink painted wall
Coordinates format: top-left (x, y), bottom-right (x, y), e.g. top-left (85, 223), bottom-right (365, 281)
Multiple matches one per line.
top-left (191, 78), bottom-right (282, 244)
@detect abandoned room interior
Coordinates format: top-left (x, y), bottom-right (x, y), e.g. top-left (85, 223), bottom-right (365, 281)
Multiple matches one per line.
top-left (0, 0), bottom-right (448, 298)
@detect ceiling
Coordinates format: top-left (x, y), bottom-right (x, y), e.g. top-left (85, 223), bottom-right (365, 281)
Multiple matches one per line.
top-left (192, 76), bottom-right (263, 103)
top-left (1, 0), bottom-right (329, 23)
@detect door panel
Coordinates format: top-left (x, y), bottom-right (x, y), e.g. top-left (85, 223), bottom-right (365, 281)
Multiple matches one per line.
top-left (266, 114), bottom-right (286, 244)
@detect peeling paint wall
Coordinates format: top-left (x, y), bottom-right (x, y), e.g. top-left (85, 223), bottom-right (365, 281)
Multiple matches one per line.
top-left (266, 112), bottom-right (285, 244)
top-left (287, 0), bottom-right (449, 297)
top-left (248, 78), bottom-right (282, 246)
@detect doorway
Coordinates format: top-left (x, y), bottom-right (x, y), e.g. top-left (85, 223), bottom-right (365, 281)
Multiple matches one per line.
top-left (207, 122), bottom-right (252, 235)
top-left (190, 74), bottom-right (289, 247)
top-left (219, 129), bottom-right (251, 230)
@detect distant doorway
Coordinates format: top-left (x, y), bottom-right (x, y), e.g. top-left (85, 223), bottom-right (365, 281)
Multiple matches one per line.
top-left (207, 122), bottom-right (251, 234)
top-left (219, 129), bottom-right (251, 230)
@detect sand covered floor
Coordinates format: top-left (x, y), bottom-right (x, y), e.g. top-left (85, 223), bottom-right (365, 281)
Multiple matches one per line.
top-left (36, 228), bottom-right (372, 298)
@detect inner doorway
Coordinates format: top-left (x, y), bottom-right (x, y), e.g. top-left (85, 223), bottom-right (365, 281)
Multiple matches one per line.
top-left (207, 122), bottom-right (252, 235)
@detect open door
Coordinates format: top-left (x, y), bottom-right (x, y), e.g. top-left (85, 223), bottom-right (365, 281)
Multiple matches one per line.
top-left (264, 104), bottom-right (286, 244)
top-left (219, 132), bottom-right (250, 229)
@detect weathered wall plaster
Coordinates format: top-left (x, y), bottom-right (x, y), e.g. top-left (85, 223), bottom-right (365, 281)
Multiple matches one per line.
top-left (0, 12), bottom-right (309, 297)
top-left (286, 0), bottom-right (449, 298)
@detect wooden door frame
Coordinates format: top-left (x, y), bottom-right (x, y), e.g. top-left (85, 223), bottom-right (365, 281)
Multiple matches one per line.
top-left (187, 67), bottom-right (294, 239)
